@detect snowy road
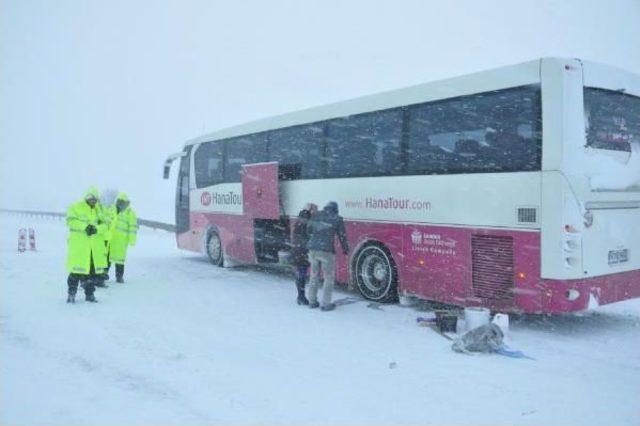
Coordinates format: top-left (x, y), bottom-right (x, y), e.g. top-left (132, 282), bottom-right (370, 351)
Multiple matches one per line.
top-left (1, 213), bottom-right (639, 425)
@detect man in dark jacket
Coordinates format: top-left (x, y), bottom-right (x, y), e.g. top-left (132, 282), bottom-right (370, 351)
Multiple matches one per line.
top-left (306, 201), bottom-right (349, 311)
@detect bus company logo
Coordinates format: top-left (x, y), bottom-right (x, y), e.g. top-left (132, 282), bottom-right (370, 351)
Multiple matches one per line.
top-left (213, 191), bottom-right (242, 206)
top-left (411, 232), bottom-right (457, 256)
top-left (200, 191), bottom-right (242, 207)
top-left (201, 192), bottom-right (212, 206)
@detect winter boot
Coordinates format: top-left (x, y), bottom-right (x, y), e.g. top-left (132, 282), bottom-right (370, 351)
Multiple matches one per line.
top-left (309, 301), bottom-right (320, 309)
top-left (295, 274), bottom-right (308, 305)
top-left (297, 293), bottom-right (309, 305)
top-left (320, 303), bottom-right (336, 312)
top-left (115, 264), bottom-right (125, 283)
top-left (296, 285), bottom-right (309, 305)
top-left (66, 294), bottom-right (75, 304)
top-left (85, 294), bottom-right (98, 303)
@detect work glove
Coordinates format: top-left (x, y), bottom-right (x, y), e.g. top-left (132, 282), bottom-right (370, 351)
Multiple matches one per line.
top-left (85, 224), bottom-right (97, 236)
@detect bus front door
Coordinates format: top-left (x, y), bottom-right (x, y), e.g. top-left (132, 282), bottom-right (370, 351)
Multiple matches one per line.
top-left (175, 147), bottom-right (192, 235)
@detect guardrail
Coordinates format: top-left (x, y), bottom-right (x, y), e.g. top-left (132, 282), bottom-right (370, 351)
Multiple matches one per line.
top-left (138, 219), bottom-right (175, 232)
top-left (0, 208), bottom-right (176, 232)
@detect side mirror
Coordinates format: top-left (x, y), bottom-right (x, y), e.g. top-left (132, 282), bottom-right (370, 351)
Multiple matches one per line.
top-left (163, 152), bottom-right (187, 179)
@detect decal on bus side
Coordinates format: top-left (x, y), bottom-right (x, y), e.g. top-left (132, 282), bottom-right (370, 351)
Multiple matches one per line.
top-left (199, 191), bottom-right (242, 207)
top-left (191, 184), bottom-right (244, 215)
top-left (411, 230), bottom-right (458, 256)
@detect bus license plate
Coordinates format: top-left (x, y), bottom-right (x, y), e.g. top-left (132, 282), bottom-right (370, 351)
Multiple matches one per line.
top-left (608, 249), bottom-right (628, 265)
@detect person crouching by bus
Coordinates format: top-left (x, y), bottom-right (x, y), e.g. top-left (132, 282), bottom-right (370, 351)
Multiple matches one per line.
top-left (306, 201), bottom-right (349, 311)
top-left (291, 203), bottom-right (318, 305)
top-left (65, 187), bottom-right (109, 303)
top-left (106, 192), bottom-right (138, 283)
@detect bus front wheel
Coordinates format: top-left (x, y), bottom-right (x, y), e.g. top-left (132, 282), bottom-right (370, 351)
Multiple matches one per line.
top-left (354, 243), bottom-right (398, 303)
top-left (206, 231), bottom-right (224, 267)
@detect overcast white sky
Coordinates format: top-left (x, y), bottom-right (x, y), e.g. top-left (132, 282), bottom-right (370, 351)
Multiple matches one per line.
top-left (2, 0), bottom-right (639, 222)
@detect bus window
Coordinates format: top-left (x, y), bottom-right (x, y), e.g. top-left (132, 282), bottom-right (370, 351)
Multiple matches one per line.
top-left (194, 141), bottom-right (224, 188)
top-left (407, 85), bottom-right (542, 175)
top-left (326, 108), bottom-right (403, 178)
top-left (224, 134), bottom-right (267, 182)
top-left (269, 124), bottom-right (324, 179)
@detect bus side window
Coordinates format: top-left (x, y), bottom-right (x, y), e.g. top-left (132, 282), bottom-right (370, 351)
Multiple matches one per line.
top-left (194, 141), bottom-right (224, 188)
top-left (269, 125), bottom-right (323, 179)
top-left (326, 108), bottom-right (403, 178)
top-left (372, 109), bottom-right (403, 175)
top-left (407, 85), bottom-right (542, 175)
top-left (224, 134), bottom-right (267, 182)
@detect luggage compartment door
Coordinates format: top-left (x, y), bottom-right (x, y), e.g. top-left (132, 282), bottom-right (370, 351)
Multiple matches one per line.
top-left (242, 162), bottom-right (280, 219)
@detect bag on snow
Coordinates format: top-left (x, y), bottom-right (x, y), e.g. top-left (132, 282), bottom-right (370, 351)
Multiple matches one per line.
top-left (452, 323), bottom-right (504, 354)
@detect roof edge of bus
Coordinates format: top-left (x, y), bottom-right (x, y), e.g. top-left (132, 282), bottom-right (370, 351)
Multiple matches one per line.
top-left (180, 57), bottom-right (624, 148)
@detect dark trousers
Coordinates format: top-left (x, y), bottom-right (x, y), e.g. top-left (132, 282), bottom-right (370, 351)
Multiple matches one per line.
top-left (106, 248), bottom-right (125, 280)
top-left (106, 262), bottom-right (125, 279)
top-left (295, 265), bottom-right (308, 295)
top-left (67, 255), bottom-right (97, 297)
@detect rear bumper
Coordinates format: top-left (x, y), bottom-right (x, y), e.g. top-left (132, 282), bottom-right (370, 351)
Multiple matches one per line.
top-left (535, 269), bottom-right (640, 313)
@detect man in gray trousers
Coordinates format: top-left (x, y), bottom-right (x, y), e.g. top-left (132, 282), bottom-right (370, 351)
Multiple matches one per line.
top-left (306, 201), bottom-right (349, 311)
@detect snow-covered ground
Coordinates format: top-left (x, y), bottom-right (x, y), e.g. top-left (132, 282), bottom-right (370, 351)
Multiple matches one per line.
top-left (1, 213), bottom-right (639, 426)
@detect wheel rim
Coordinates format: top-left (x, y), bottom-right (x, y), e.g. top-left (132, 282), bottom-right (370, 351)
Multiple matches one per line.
top-left (208, 233), bottom-right (222, 263)
top-left (356, 246), bottom-right (393, 300)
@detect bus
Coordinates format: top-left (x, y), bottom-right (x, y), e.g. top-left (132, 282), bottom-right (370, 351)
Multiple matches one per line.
top-left (163, 57), bottom-right (640, 314)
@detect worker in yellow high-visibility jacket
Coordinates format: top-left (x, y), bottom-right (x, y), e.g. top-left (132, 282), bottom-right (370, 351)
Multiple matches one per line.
top-left (106, 192), bottom-right (138, 283)
top-left (66, 187), bottom-right (109, 303)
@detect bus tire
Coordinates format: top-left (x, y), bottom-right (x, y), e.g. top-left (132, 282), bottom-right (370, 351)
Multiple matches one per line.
top-left (354, 243), bottom-right (398, 303)
top-left (206, 230), bottom-right (224, 267)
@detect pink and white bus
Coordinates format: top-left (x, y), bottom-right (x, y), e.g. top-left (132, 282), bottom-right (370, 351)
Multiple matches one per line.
top-left (164, 58), bottom-right (640, 313)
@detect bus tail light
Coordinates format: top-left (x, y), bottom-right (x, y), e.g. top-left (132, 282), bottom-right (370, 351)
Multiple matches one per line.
top-left (516, 271), bottom-right (526, 280)
top-left (562, 224), bottom-right (582, 269)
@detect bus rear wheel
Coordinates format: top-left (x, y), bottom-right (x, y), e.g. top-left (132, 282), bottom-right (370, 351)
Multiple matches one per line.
top-left (354, 243), bottom-right (398, 303)
top-left (206, 231), bottom-right (223, 266)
